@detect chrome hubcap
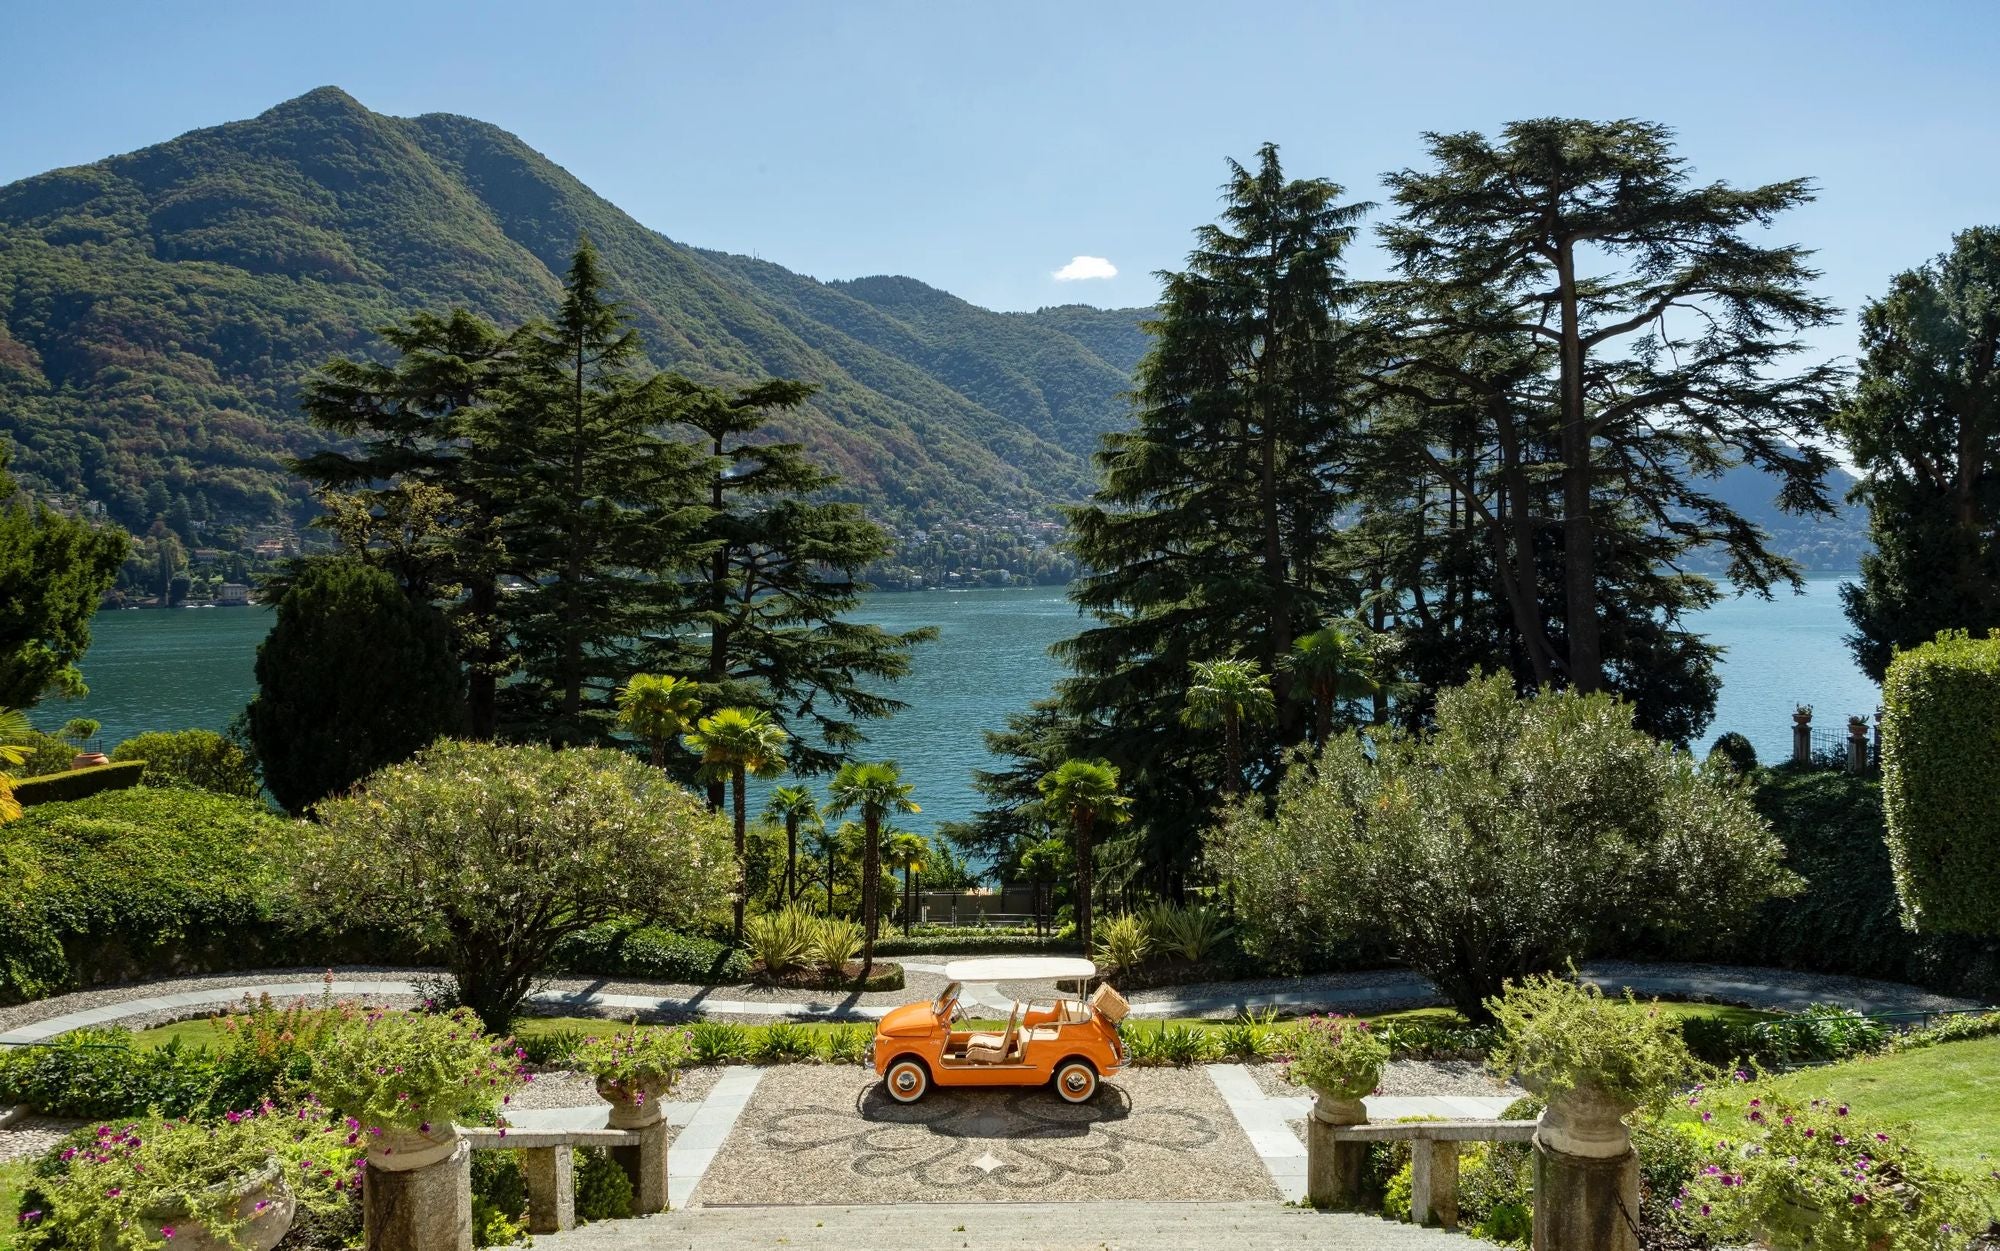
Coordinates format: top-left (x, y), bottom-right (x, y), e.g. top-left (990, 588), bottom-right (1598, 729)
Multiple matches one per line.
top-left (895, 1070), bottom-right (918, 1091)
top-left (1064, 1071), bottom-right (1088, 1091)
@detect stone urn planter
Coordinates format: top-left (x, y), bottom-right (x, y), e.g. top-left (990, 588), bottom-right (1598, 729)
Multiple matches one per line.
top-left (137, 1157), bottom-right (296, 1251)
top-left (1524, 1078), bottom-right (1641, 1251)
top-left (363, 1123), bottom-right (471, 1251)
top-left (596, 1073), bottom-right (675, 1129)
top-left (69, 751), bottom-right (109, 770)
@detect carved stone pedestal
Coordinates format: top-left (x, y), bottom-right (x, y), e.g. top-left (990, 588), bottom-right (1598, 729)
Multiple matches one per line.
top-left (1305, 1095), bottom-right (1368, 1210)
top-left (364, 1138), bottom-right (472, 1251)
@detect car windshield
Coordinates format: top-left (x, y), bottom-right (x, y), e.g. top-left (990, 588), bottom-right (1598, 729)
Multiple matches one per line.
top-left (932, 980), bottom-right (963, 1016)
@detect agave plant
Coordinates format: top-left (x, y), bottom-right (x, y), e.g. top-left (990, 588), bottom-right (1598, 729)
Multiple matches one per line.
top-left (1094, 912), bottom-right (1151, 975)
top-left (744, 907), bottom-right (816, 975)
top-left (1142, 903), bottom-right (1236, 963)
top-left (809, 916), bottom-right (864, 971)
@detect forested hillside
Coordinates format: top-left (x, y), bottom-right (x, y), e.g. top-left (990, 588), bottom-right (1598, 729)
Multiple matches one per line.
top-left (0, 86), bottom-right (1147, 554)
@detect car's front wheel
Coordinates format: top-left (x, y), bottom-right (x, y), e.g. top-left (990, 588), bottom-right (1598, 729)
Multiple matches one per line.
top-left (1052, 1058), bottom-right (1098, 1103)
top-left (884, 1056), bottom-right (930, 1103)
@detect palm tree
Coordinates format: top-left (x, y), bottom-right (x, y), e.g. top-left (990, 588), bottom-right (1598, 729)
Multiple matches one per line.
top-left (0, 708), bottom-right (33, 825)
top-left (764, 785), bottom-right (820, 904)
top-left (1181, 657), bottom-right (1275, 792)
top-left (684, 707), bottom-right (790, 943)
top-left (884, 831), bottom-right (928, 936)
top-left (826, 761), bottom-right (919, 978)
top-left (822, 820), bottom-right (857, 915)
top-left (615, 674), bottom-right (703, 768)
top-left (1285, 626), bottom-right (1381, 744)
top-left (1037, 759), bottom-right (1131, 950)
top-left (1017, 835), bottom-right (1066, 937)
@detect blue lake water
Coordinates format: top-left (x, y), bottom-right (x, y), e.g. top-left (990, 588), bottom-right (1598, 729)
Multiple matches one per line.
top-left (52, 577), bottom-right (1877, 833)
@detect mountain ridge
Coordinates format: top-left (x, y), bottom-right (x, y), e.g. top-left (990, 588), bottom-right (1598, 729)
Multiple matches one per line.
top-left (0, 85), bottom-right (1147, 544)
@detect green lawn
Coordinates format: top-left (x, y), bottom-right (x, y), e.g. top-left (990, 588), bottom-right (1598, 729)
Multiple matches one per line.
top-left (1761, 1037), bottom-right (2000, 1173)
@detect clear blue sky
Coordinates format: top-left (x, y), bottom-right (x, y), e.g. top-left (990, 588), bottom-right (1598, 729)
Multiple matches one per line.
top-left (4, 0), bottom-right (1996, 358)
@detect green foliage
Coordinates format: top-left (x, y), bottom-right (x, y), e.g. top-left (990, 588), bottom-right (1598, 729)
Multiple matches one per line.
top-left (1207, 1013), bottom-right (1276, 1062)
top-left (1382, 1161), bottom-right (1414, 1222)
top-left (1459, 1140), bottom-right (1534, 1243)
top-left (572, 1147), bottom-right (634, 1221)
top-left (9, 728), bottom-right (77, 778)
top-left (247, 556), bottom-right (464, 813)
top-left (0, 787), bottom-right (289, 1002)
top-left (870, 933), bottom-right (1082, 957)
top-left (826, 761), bottom-right (918, 970)
top-left (0, 456), bottom-right (128, 707)
top-left (515, 1027), bottom-right (587, 1069)
top-left (1213, 674), bottom-right (1799, 1018)
top-left (22, 1106), bottom-right (358, 1251)
top-left (1093, 913), bottom-right (1151, 975)
top-left (8, 760), bottom-right (144, 807)
top-left (470, 1149), bottom-right (530, 1248)
top-left (1749, 1005), bottom-right (1891, 1066)
top-left (1834, 228), bottom-right (2000, 681)
top-left (550, 922), bottom-right (750, 985)
top-left (688, 1022), bottom-right (753, 1066)
top-left (1037, 757), bottom-right (1128, 948)
top-left (310, 1006), bottom-right (524, 1134)
top-left (810, 917), bottom-right (864, 970)
top-left (109, 729), bottom-right (259, 798)
top-left (1141, 903), bottom-right (1234, 963)
top-left (296, 741), bottom-right (734, 1031)
top-left (1119, 1021), bottom-right (1218, 1067)
top-left (1681, 1089), bottom-right (1996, 1251)
top-left (1486, 975), bottom-right (1697, 1108)
top-left (1708, 731), bottom-right (1759, 773)
top-left (572, 1026), bottom-right (694, 1089)
top-left (1283, 1015), bottom-right (1390, 1100)
top-left (744, 908), bottom-right (817, 975)
top-left (1881, 631), bottom-right (2000, 936)
top-left (818, 1024), bottom-right (874, 1065)
top-left (754, 1022), bottom-right (818, 1063)
top-left (0, 1030), bottom-right (219, 1119)
top-left (1372, 1018), bottom-right (1495, 1063)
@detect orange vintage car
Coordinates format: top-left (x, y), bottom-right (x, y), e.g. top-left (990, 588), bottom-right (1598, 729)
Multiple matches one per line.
top-left (867, 957), bottom-right (1130, 1104)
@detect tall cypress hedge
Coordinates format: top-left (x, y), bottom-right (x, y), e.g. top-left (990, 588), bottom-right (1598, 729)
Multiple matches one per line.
top-left (1881, 631), bottom-right (2000, 936)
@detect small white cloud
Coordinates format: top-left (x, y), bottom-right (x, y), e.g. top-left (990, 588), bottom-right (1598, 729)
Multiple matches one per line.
top-left (1052, 255), bottom-right (1117, 281)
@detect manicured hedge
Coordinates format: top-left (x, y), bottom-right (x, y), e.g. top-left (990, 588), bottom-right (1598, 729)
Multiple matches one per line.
top-left (1705, 765), bottom-right (2000, 1002)
top-left (0, 788), bottom-right (401, 1001)
top-left (872, 933), bottom-right (1084, 957)
top-left (110, 729), bottom-right (259, 798)
top-left (1882, 632), bottom-right (2000, 936)
top-left (10, 760), bottom-right (144, 806)
top-left (551, 922), bottom-right (752, 984)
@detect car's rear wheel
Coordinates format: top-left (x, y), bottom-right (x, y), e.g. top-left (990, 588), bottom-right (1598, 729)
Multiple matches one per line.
top-left (884, 1057), bottom-right (930, 1103)
top-left (1053, 1058), bottom-right (1098, 1103)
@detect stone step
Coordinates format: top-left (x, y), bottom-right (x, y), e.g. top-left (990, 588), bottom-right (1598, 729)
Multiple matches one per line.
top-left (526, 1201), bottom-right (1461, 1250)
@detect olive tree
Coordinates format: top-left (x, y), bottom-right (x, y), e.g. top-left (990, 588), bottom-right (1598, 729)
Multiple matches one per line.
top-left (295, 740), bottom-right (733, 1031)
top-left (1211, 673), bottom-right (1798, 1021)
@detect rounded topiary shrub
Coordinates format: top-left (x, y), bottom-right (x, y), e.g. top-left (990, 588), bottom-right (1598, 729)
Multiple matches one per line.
top-left (1706, 731), bottom-right (1758, 773)
top-left (1881, 630), bottom-right (2000, 936)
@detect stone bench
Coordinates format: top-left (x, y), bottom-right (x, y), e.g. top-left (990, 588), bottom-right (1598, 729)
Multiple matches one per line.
top-left (463, 1108), bottom-right (672, 1233)
top-left (1325, 1118), bottom-right (1538, 1229)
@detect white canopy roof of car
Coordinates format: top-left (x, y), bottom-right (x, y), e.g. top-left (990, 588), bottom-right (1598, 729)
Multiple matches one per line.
top-left (942, 956), bottom-right (1098, 983)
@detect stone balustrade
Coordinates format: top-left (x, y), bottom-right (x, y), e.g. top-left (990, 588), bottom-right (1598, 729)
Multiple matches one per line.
top-left (460, 1114), bottom-right (669, 1235)
top-left (1322, 1118), bottom-right (1538, 1228)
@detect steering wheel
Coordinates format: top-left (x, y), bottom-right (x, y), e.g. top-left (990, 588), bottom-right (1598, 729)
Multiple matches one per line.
top-left (946, 996), bottom-right (971, 1028)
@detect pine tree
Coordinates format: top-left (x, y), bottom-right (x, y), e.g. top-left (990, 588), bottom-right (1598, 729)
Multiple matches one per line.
top-left (472, 239), bottom-right (707, 742)
top-left (294, 308), bottom-right (518, 737)
top-left (653, 376), bottom-right (934, 777)
top-left (1376, 119), bottom-right (1841, 733)
top-left (1834, 228), bottom-right (2000, 680)
top-left (1044, 144), bottom-right (1370, 889)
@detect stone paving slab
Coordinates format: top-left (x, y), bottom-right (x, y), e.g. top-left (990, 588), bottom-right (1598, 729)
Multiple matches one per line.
top-left (524, 1201), bottom-right (1459, 1249)
top-left (694, 1066), bottom-right (1276, 1205)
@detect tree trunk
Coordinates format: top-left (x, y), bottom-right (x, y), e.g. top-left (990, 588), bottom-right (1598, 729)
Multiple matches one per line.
top-left (903, 866), bottom-right (913, 936)
top-left (1314, 689), bottom-right (1332, 745)
top-left (1496, 406), bottom-right (1557, 687)
top-left (860, 814), bottom-right (880, 979)
top-left (466, 577), bottom-right (499, 740)
top-left (784, 817), bottom-right (798, 902)
top-left (1075, 812), bottom-right (1095, 951)
top-left (562, 336), bottom-right (587, 725)
top-left (826, 848), bottom-right (836, 915)
top-left (731, 766), bottom-right (747, 944)
top-left (1555, 244), bottom-right (1601, 692)
top-left (1224, 714), bottom-right (1243, 792)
